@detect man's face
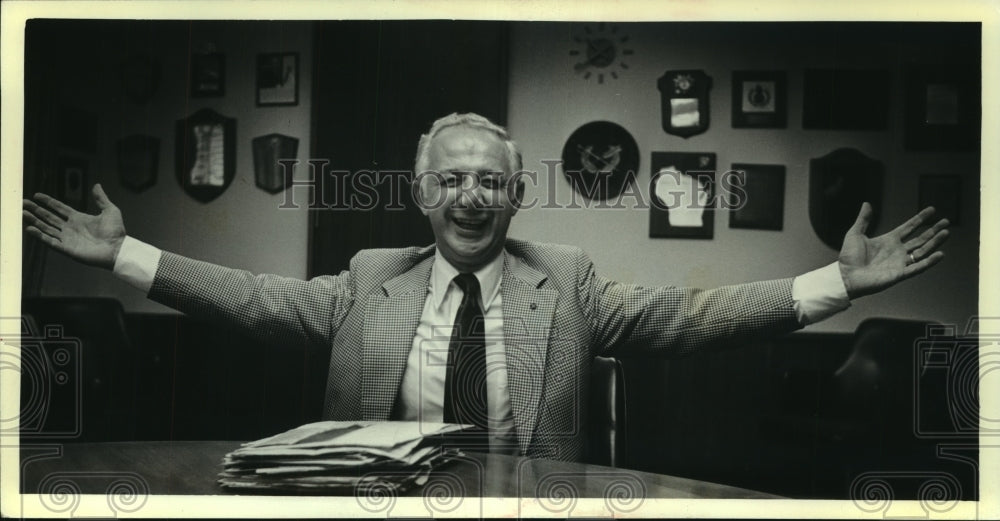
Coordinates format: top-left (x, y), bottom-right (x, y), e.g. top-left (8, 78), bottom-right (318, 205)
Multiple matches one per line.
top-left (419, 125), bottom-right (522, 273)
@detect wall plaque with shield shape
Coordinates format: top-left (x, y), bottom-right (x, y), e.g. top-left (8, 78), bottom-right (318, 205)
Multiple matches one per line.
top-left (657, 70), bottom-right (712, 138)
top-left (175, 109), bottom-right (236, 203)
top-left (809, 148), bottom-right (884, 250)
top-left (117, 134), bottom-right (159, 193)
top-left (252, 133), bottom-right (299, 193)
top-left (649, 152), bottom-right (716, 239)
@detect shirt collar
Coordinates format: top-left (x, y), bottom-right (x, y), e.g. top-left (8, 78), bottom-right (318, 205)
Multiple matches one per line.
top-left (430, 249), bottom-right (504, 312)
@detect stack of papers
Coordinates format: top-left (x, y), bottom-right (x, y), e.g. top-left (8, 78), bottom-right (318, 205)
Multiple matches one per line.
top-left (218, 421), bottom-right (468, 493)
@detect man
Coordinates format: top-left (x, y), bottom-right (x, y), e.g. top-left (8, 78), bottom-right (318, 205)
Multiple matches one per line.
top-left (22, 113), bottom-right (949, 461)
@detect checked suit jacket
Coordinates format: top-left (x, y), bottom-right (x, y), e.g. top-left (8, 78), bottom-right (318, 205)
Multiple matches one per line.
top-left (149, 238), bottom-right (802, 461)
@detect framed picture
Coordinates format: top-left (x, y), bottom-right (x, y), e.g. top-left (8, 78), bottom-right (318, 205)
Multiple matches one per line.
top-left (904, 64), bottom-right (979, 151)
top-left (57, 156), bottom-right (88, 211)
top-left (175, 109), bottom-right (236, 202)
top-left (731, 71), bottom-right (786, 128)
top-left (803, 69), bottom-right (889, 130)
top-left (257, 52), bottom-right (299, 106)
top-left (728, 163), bottom-right (785, 230)
top-left (649, 152), bottom-right (716, 239)
top-left (918, 174), bottom-right (962, 226)
top-left (190, 53), bottom-right (225, 97)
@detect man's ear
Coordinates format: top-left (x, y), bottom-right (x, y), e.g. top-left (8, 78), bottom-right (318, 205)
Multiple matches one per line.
top-left (415, 174), bottom-right (431, 216)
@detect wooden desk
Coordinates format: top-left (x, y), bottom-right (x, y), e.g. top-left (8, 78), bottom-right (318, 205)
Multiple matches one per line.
top-left (20, 441), bottom-right (780, 499)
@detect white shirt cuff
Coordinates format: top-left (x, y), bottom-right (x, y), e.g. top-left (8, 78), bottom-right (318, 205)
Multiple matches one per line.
top-left (792, 262), bottom-right (851, 325)
top-left (112, 236), bottom-right (162, 294)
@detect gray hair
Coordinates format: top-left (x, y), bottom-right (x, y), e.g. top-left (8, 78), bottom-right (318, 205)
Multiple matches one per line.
top-left (414, 112), bottom-right (523, 174)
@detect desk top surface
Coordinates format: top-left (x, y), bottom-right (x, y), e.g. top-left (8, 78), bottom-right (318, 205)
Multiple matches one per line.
top-left (20, 441), bottom-right (780, 500)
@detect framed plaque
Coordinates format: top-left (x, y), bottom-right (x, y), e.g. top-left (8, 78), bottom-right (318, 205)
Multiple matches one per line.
top-left (904, 64), bottom-right (979, 151)
top-left (729, 163), bottom-right (785, 231)
top-left (649, 152), bottom-right (716, 239)
top-left (803, 69), bottom-right (889, 130)
top-left (731, 71), bottom-right (787, 128)
top-left (257, 53), bottom-right (299, 106)
top-left (190, 53), bottom-right (225, 97)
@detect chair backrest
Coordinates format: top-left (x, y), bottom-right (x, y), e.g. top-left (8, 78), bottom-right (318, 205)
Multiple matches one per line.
top-left (586, 356), bottom-right (628, 467)
top-left (21, 297), bottom-right (137, 442)
top-left (831, 317), bottom-right (935, 439)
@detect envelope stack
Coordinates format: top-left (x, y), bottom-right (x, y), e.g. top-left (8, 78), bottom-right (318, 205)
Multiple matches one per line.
top-left (218, 421), bottom-right (467, 493)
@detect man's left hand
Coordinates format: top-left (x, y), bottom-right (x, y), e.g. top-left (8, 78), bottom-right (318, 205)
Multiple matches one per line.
top-left (838, 203), bottom-right (949, 299)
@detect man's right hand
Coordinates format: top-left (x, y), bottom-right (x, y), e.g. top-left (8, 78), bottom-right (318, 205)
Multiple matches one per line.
top-left (23, 183), bottom-right (126, 270)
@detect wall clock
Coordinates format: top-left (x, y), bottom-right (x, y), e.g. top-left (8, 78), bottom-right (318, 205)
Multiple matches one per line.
top-left (561, 121), bottom-right (640, 201)
top-left (568, 23), bottom-right (634, 84)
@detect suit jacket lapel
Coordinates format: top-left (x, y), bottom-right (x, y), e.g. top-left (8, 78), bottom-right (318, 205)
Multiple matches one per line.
top-left (361, 253), bottom-right (434, 420)
top-left (501, 253), bottom-right (558, 453)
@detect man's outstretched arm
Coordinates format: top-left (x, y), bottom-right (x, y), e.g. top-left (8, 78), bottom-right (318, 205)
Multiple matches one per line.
top-left (23, 184), bottom-right (350, 349)
top-left (582, 203), bottom-right (950, 356)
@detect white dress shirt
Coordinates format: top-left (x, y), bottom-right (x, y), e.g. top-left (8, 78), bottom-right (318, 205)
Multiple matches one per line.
top-left (112, 236), bottom-right (850, 452)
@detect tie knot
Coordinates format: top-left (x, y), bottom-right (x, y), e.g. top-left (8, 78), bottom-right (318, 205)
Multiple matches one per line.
top-left (453, 273), bottom-right (481, 297)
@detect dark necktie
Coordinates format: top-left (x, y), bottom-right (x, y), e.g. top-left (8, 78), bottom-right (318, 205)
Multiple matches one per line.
top-left (442, 273), bottom-right (488, 432)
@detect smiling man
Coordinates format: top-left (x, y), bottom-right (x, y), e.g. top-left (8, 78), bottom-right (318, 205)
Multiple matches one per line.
top-left (22, 112), bottom-right (950, 461)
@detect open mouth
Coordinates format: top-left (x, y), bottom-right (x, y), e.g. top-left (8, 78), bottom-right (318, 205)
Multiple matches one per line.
top-left (452, 215), bottom-right (489, 234)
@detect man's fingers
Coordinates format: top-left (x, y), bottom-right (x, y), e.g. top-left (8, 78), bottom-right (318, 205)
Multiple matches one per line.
top-left (23, 199), bottom-right (66, 229)
top-left (893, 206), bottom-right (937, 238)
top-left (32, 193), bottom-right (74, 219)
top-left (903, 218), bottom-right (950, 251)
top-left (910, 229), bottom-right (950, 260)
top-left (25, 225), bottom-right (62, 249)
top-left (902, 251), bottom-right (945, 279)
top-left (22, 210), bottom-right (62, 238)
top-left (849, 202), bottom-right (873, 235)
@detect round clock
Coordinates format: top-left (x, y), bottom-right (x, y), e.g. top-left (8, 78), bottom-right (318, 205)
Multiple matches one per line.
top-left (568, 23), bottom-right (634, 84)
top-left (561, 121), bottom-right (640, 201)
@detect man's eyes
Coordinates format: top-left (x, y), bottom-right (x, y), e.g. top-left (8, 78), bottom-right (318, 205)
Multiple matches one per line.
top-left (440, 174), bottom-right (503, 189)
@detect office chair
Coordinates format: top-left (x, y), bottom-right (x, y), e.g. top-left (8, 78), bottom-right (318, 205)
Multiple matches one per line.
top-left (21, 297), bottom-right (139, 442)
top-left (587, 356), bottom-right (629, 467)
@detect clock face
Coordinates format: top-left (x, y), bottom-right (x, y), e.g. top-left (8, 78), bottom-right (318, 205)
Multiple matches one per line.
top-left (561, 121), bottom-right (640, 201)
top-left (569, 23), bottom-right (634, 84)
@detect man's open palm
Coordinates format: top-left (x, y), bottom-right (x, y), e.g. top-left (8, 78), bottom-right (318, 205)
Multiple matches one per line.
top-left (838, 202), bottom-right (949, 299)
top-left (23, 184), bottom-right (126, 270)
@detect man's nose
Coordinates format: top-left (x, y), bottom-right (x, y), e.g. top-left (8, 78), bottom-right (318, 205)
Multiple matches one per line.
top-left (455, 176), bottom-right (486, 208)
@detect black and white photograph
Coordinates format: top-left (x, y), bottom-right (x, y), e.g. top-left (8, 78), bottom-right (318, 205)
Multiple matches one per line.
top-left (3, 4), bottom-right (994, 520)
